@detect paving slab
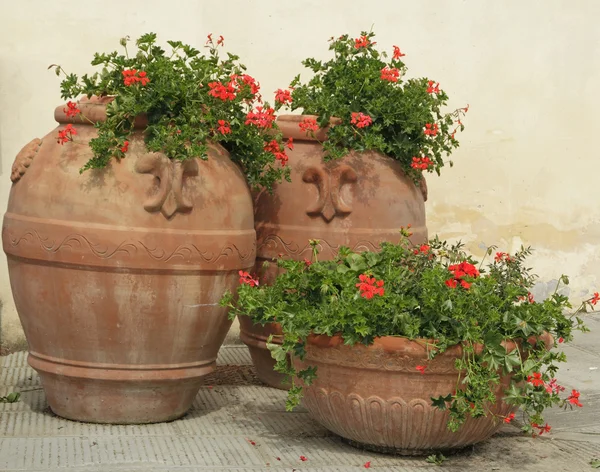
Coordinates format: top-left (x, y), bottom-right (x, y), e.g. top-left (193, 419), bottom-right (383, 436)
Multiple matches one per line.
top-left (0, 316), bottom-right (598, 471)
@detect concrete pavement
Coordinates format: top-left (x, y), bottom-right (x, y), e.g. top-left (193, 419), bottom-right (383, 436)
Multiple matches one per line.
top-left (0, 315), bottom-right (598, 471)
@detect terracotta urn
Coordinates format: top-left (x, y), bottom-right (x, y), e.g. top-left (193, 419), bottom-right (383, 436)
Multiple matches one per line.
top-left (1, 97), bottom-right (255, 423)
top-left (292, 334), bottom-right (550, 455)
top-left (240, 114), bottom-right (428, 388)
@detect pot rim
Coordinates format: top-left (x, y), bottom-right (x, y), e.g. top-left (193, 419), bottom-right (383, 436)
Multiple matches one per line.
top-left (54, 95), bottom-right (148, 129)
top-left (276, 114), bottom-right (341, 142)
top-left (305, 332), bottom-right (554, 355)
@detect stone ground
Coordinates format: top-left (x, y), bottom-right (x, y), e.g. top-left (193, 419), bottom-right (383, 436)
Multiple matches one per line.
top-left (0, 315), bottom-right (598, 471)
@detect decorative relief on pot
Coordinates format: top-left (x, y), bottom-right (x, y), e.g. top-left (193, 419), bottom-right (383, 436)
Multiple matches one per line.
top-left (135, 153), bottom-right (199, 218)
top-left (302, 388), bottom-right (513, 451)
top-left (3, 216), bottom-right (255, 270)
top-left (257, 235), bottom-right (378, 260)
top-left (302, 164), bottom-right (357, 222)
top-left (11, 138), bottom-right (42, 183)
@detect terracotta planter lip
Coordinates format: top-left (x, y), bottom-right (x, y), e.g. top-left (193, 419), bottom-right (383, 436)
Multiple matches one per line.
top-left (54, 95), bottom-right (148, 129)
top-left (276, 114), bottom-right (341, 142)
top-left (306, 332), bottom-right (553, 353)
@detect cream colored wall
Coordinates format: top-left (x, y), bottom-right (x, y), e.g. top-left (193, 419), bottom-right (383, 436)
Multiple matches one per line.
top-left (1, 0), bottom-right (599, 349)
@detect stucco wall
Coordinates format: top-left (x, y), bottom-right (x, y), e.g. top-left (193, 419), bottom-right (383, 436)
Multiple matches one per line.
top-left (1, 0), bottom-right (599, 350)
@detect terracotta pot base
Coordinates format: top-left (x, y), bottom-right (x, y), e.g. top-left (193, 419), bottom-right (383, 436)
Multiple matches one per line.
top-left (30, 353), bottom-right (214, 424)
top-left (341, 437), bottom-right (470, 457)
top-left (238, 316), bottom-right (289, 389)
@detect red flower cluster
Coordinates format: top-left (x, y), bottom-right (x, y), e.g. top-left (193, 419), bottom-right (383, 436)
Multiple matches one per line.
top-left (415, 365), bottom-right (426, 374)
top-left (424, 123), bottom-right (439, 136)
top-left (239, 270), bottom-right (259, 287)
top-left (567, 389), bottom-right (583, 407)
top-left (380, 67), bottom-right (400, 83)
top-left (286, 137), bottom-right (294, 150)
top-left (64, 101), bottom-right (81, 118)
top-left (527, 372), bottom-right (544, 387)
top-left (504, 413), bottom-right (515, 424)
top-left (356, 274), bottom-right (385, 299)
top-left (217, 35), bottom-right (224, 46)
top-left (217, 120), bottom-right (232, 135)
top-left (245, 106), bottom-right (276, 129)
top-left (393, 45), bottom-right (405, 60)
top-left (427, 81), bottom-right (440, 94)
top-left (528, 292), bottom-right (535, 304)
top-left (299, 117), bottom-right (319, 133)
top-left (411, 156), bottom-right (433, 170)
top-left (413, 244), bottom-right (430, 255)
top-left (304, 258), bottom-right (312, 267)
top-left (274, 88), bottom-right (293, 105)
top-left (531, 422), bottom-right (551, 435)
top-left (57, 124), bottom-right (77, 144)
top-left (351, 112), bottom-right (373, 128)
top-left (208, 81), bottom-right (237, 101)
top-left (122, 69), bottom-right (150, 87)
top-left (354, 35), bottom-right (370, 49)
top-left (445, 261), bottom-right (480, 290)
top-left (591, 292), bottom-right (600, 305)
top-left (494, 252), bottom-right (512, 263)
top-left (544, 378), bottom-right (565, 395)
top-left (232, 74), bottom-right (260, 97)
top-left (120, 140), bottom-right (129, 153)
top-left (263, 139), bottom-right (288, 167)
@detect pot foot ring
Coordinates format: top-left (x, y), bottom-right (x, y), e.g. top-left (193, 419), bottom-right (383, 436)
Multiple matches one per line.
top-left (340, 437), bottom-right (471, 457)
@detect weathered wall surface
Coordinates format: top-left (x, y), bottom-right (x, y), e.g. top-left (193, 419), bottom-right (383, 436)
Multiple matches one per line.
top-left (1, 0), bottom-right (599, 349)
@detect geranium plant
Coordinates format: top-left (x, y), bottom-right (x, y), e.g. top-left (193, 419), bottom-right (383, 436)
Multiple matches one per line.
top-left (51, 33), bottom-right (291, 190)
top-left (222, 230), bottom-right (593, 434)
top-left (273, 30), bottom-right (468, 183)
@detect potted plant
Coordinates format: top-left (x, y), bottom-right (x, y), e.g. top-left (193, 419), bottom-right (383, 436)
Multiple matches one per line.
top-left (2, 32), bottom-right (289, 423)
top-left (223, 231), bottom-right (592, 454)
top-left (242, 30), bottom-right (468, 388)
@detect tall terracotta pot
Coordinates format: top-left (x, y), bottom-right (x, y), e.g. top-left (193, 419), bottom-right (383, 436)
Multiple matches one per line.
top-left (293, 335), bottom-right (524, 455)
top-left (240, 115), bottom-right (427, 389)
top-left (2, 98), bottom-right (255, 423)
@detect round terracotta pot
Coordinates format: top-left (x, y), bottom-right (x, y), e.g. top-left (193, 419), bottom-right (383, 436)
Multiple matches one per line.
top-left (292, 334), bottom-right (550, 455)
top-left (2, 97), bottom-right (255, 423)
top-left (240, 114), bottom-right (428, 389)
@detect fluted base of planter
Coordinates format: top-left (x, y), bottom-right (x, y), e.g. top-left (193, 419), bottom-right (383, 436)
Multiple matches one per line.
top-left (341, 437), bottom-right (470, 457)
top-left (238, 315), bottom-right (289, 390)
top-left (294, 335), bottom-right (518, 453)
top-left (29, 352), bottom-right (214, 424)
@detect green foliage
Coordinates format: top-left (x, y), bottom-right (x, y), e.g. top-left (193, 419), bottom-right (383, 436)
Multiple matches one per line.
top-left (222, 233), bottom-right (590, 432)
top-left (53, 33), bottom-right (289, 190)
top-left (276, 31), bottom-right (467, 183)
top-left (0, 392), bottom-right (20, 403)
top-left (426, 453), bottom-right (446, 466)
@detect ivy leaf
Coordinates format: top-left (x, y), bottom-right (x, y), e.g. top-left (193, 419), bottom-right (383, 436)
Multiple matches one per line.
top-left (266, 342), bottom-right (287, 362)
top-left (431, 394), bottom-right (453, 410)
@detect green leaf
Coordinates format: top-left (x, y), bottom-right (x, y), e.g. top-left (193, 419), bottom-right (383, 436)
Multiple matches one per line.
top-left (590, 458), bottom-right (600, 468)
top-left (431, 394), bottom-right (452, 410)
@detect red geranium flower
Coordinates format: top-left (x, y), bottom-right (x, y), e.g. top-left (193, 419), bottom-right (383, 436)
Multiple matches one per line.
top-left (239, 270), bottom-right (259, 287)
top-left (427, 80), bottom-right (440, 94)
top-left (392, 45), bottom-right (405, 59)
top-left (527, 372), bottom-right (544, 387)
top-left (245, 106), bottom-right (276, 128)
top-left (567, 389), bottom-right (583, 407)
top-left (274, 88), bottom-right (293, 105)
top-left (64, 101), bottom-right (81, 118)
top-left (416, 365), bottom-right (426, 374)
top-left (217, 120), bottom-right (232, 135)
top-left (356, 274), bottom-right (385, 299)
top-left (591, 292), bottom-right (600, 305)
top-left (504, 413), bottom-right (515, 423)
top-left (299, 117), bottom-right (319, 133)
top-left (350, 112), bottom-right (372, 128)
top-left (120, 140), bottom-right (129, 153)
top-left (424, 123), bottom-right (439, 136)
top-left (354, 35), bottom-right (369, 49)
top-left (411, 156), bottom-right (433, 170)
top-left (380, 67), bottom-right (400, 83)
